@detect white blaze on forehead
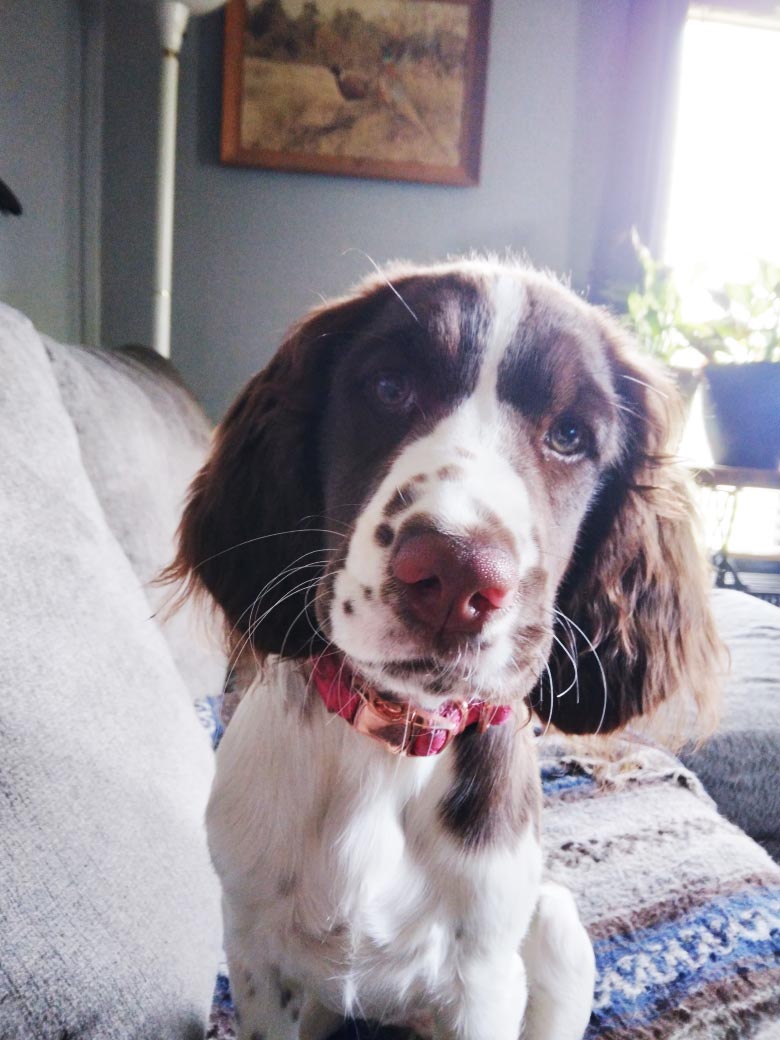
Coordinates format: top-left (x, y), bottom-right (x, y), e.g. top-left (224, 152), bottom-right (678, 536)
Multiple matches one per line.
top-left (471, 271), bottom-right (528, 419)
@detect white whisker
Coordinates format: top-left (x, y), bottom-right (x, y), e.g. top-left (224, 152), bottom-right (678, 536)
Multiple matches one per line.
top-left (341, 248), bottom-right (420, 324)
top-left (553, 607), bottom-right (608, 734)
top-left (191, 527), bottom-right (345, 572)
top-left (620, 373), bottom-right (669, 401)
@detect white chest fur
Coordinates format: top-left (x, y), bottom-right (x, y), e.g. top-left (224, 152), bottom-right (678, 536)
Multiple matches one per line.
top-left (207, 661), bottom-right (543, 1030)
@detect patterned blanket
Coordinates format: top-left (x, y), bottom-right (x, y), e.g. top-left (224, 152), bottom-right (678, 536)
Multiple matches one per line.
top-left (540, 740), bottom-right (780, 1039)
top-left (197, 699), bottom-right (780, 1040)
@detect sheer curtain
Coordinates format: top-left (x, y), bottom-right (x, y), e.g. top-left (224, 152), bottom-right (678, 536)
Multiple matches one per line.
top-left (589, 0), bottom-right (689, 300)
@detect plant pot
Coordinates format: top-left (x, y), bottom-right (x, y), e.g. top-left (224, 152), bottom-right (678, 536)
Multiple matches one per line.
top-left (664, 367), bottom-right (702, 450)
top-left (703, 362), bottom-right (780, 470)
top-left (671, 366), bottom-right (701, 414)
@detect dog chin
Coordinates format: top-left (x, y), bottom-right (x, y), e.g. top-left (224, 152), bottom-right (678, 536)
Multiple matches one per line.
top-left (339, 640), bottom-right (533, 707)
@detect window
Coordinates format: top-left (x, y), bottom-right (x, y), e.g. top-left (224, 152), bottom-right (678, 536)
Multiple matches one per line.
top-left (664, 8), bottom-right (780, 288)
top-left (664, 6), bottom-right (780, 555)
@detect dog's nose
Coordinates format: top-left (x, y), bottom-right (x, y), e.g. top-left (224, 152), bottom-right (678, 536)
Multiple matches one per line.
top-left (392, 530), bottom-right (519, 634)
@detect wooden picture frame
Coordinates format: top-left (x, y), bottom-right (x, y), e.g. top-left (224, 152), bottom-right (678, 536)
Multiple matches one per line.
top-left (221, 0), bottom-right (490, 186)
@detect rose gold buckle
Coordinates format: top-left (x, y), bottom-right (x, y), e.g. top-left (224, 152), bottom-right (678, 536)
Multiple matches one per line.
top-left (352, 690), bottom-right (467, 756)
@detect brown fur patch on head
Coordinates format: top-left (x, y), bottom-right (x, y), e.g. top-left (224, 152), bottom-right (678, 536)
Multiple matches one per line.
top-left (160, 281), bottom-right (403, 659)
top-left (161, 261), bottom-right (493, 662)
top-left (532, 310), bottom-right (725, 746)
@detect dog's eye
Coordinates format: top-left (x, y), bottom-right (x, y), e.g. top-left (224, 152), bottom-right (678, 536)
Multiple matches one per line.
top-left (370, 371), bottom-right (414, 410)
top-left (546, 416), bottom-right (587, 458)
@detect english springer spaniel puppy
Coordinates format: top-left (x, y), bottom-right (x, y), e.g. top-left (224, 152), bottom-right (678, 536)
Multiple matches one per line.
top-left (168, 259), bottom-right (722, 1040)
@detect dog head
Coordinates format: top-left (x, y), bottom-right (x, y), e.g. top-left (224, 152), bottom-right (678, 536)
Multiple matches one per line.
top-left (168, 259), bottom-right (722, 738)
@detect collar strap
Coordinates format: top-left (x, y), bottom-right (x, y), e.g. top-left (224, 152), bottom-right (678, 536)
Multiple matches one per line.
top-left (310, 654), bottom-right (512, 757)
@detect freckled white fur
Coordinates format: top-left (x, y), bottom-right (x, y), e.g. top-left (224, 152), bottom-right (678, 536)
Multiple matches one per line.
top-left (208, 268), bottom-right (595, 1040)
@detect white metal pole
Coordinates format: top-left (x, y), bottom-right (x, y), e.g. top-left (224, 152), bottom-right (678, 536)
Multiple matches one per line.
top-left (152, 1), bottom-right (190, 358)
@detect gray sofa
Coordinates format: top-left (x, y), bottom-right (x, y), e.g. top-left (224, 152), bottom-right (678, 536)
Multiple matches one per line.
top-left (0, 302), bottom-right (225, 1038)
top-left (683, 588), bottom-right (780, 863)
top-left (2, 301), bottom-right (779, 1039)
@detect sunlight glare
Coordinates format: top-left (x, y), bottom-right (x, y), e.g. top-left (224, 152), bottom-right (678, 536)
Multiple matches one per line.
top-left (664, 15), bottom-right (780, 287)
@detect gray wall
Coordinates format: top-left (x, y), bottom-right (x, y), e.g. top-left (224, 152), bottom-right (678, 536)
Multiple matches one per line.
top-left (0, 0), bottom-right (84, 343)
top-left (0, 1), bottom-right (631, 417)
top-left (100, 0), bottom-right (631, 420)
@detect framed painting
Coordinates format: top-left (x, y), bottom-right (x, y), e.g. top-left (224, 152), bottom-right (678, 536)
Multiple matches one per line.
top-left (221, 0), bottom-right (491, 185)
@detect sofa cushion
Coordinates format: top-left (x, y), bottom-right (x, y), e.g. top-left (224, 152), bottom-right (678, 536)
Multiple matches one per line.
top-left (682, 588), bottom-right (780, 861)
top-left (44, 337), bottom-right (226, 703)
top-left (0, 303), bottom-right (221, 1038)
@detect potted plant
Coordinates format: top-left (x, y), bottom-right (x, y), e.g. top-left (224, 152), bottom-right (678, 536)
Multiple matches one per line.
top-left (620, 231), bottom-right (703, 408)
top-left (698, 259), bottom-right (780, 469)
top-left (618, 236), bottom-right (780, 470)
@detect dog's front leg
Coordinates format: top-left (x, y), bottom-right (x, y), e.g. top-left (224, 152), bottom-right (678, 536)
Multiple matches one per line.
top-left (227, 954), bottom-right (301, 1040)
top-left (521, 881), bottom-right (595, 1040)
top-left (435, 949), bottom-right (527, 1040)
top-left (297, 993), bottom-right (344, 1040)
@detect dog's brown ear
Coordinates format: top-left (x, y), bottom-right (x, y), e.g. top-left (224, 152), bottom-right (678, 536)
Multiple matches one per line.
top-left (163, 284), bottom-right (393, 660)
top-left (534, 317), bottom-right (724, 744)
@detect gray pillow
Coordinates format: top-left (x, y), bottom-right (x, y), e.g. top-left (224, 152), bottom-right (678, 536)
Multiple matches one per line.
top-left (682, 588), bottom-right (780, 861)
top-left (44, 336), bottom-right (226, 704)
top-left (0, 303), bottom-right (221, 1038)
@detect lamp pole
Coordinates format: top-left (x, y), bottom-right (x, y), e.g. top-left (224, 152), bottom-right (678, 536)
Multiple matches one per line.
top-left (151, 0), bottom-right (226, 358)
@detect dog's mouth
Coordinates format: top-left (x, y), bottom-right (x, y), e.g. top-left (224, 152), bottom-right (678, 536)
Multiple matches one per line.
top-left (381, 657), bottom-right (443, 678)
top-left (311, 644), bottom-right (526, 711)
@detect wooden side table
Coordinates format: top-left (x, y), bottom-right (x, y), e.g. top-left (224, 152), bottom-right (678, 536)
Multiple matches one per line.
top-left (694, 465), bottom-right (780, 492)
top-left (692, 465), bottom-right (780, 601)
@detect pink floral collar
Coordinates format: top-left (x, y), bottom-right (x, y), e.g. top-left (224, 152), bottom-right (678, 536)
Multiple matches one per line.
top-left (310, 653), bottom-right (512, 757)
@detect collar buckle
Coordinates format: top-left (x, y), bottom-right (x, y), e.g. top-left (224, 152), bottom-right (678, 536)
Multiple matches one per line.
top-left (352, 689), bottom-right (468, 756)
